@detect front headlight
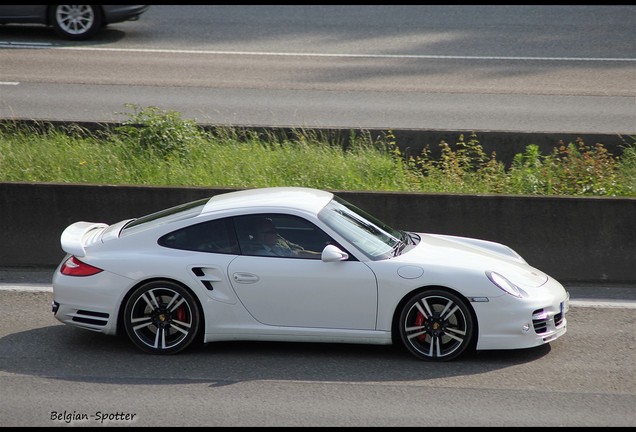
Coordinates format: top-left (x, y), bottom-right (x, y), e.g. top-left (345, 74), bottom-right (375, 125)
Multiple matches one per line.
top-left (486, 271), bottom-right (522, 298)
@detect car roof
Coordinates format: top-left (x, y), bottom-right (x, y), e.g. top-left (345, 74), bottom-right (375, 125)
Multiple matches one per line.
top-left (201, 187), bottom-right (334, 216)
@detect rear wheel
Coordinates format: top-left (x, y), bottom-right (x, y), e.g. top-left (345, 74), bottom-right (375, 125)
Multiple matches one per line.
top-left (50, 5), bottom-right (103, 40)
top-left (124, 280), bottom-right (201, 354)
top-left (399, 289), bottom-right (474, 361)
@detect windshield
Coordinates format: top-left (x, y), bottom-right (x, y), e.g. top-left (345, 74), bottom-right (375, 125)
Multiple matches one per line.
top-left (318, 196), bottom-right (404, 260)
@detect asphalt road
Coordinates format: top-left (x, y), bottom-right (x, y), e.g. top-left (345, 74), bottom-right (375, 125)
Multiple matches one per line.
top-left (1, 5), bottom-right (634, 133)
top-left (1, 268), bottom-right (635, 427)
top-left (0, 280), bottom-right (635, 427)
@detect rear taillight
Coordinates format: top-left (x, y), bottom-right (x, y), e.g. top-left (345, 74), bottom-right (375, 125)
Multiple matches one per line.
top-left (60, 256), bottom-right (103, 276)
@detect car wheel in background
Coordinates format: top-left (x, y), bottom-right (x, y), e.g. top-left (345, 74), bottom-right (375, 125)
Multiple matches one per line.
top-left (399, 289), bottom-right (474, 361)
top-left (50, 5), bottom-right (103, 40)
top-left (123, 280), bottom-right (201, 355)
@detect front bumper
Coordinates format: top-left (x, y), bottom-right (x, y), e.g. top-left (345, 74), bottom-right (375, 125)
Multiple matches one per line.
top-left (473, 278), bottom-right (569, 350)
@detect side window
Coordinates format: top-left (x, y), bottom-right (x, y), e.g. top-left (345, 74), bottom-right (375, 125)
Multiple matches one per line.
top-left (158, 218), bottom-right (239, 254)
top-left (234, 214), bottom-right (333, 259)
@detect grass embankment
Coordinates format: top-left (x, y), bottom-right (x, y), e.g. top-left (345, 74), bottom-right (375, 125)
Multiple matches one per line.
top-left (1, 105), bottom-right (634, 197)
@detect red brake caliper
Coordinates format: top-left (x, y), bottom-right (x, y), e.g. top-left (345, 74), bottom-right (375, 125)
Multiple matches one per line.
top-left (415, 312), bottom-right (427, 341)
top-left (175, 305), bottom-right (186, 322)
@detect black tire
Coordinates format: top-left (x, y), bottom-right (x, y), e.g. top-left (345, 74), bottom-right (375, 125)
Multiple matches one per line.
top-left (124, 280), bottom-right (201, 355)
top-left (50, 5), bottom-right (103, 40)
top-left (399, 289), bottom-right (474, 361)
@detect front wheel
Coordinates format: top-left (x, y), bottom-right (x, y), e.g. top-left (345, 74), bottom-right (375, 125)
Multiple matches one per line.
top-left (399, 289), bottom-right (474, 361)
top-left (124, 280), bottom-right (201, 355)
top-left (50, 5), bottom-right (103, 40)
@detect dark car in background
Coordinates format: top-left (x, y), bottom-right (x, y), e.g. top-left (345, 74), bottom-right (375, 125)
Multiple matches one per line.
top-left (0, 5), bottom-right (149, 40)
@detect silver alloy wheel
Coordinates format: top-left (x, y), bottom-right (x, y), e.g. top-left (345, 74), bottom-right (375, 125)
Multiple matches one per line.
top-left (124, 281), bottom-right (201, 354)
top-left (51, 5), bottom-right (102, 39)
top-left (399, 289), bottom-right (474, 361)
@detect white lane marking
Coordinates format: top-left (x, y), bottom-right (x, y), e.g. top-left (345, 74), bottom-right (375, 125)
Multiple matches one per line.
top-left (569, 299), bottom-right (636, 309)
top-left (1, 42), bottom-right (635, 62)
top-left (0, 284), bottom-right (52, 292)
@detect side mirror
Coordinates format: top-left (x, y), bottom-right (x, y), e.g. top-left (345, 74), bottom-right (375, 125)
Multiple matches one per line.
top-left (321, 244), bottom-right (349, 262)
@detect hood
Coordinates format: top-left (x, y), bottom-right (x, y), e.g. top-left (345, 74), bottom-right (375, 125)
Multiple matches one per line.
top-left (403, 233), bottom-right (548, 288)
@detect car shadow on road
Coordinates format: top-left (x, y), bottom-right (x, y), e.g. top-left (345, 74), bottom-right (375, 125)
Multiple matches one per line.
top-left (0, 324), bottom-right (552, 386)
top-left (0, 25), bottom-right (127, 45)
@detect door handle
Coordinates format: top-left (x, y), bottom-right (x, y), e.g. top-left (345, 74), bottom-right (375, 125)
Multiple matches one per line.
top-left (232, 272), bottom-right (260, 283)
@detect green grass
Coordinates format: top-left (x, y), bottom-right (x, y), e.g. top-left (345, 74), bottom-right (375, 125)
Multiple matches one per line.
top-left (1, 105), bottom-right (634, 197)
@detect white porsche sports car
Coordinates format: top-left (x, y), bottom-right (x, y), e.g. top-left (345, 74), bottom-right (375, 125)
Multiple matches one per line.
top-left (52, 187), bottom-right (569, 361)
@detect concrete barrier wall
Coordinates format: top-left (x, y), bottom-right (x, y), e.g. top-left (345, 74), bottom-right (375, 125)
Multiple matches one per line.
top-left (1, 181), bottom-right (634, 284)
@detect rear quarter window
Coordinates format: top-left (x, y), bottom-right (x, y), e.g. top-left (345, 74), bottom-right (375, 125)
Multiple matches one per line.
top-left (158, 218), bottom-right (239, 254)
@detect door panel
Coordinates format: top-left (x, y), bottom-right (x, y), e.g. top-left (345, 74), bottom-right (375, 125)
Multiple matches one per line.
top-left (228, 256), bottom-right (377, 329)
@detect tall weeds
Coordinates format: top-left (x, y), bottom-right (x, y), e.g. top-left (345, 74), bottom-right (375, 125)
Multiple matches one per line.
top-left (0, 106), bottom-right (634, 197)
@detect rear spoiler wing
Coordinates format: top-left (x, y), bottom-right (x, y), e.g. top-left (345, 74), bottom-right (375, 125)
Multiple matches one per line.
top-left (60, 222), bottom-right (108, 257)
